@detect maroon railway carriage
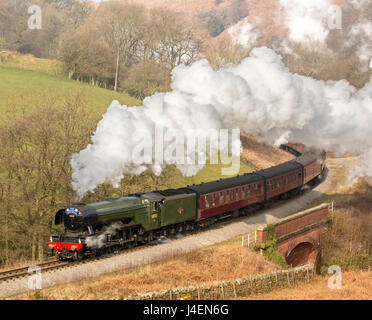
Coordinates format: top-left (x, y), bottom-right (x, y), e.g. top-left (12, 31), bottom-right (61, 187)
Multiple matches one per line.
top-left (295, 150), bottom-right (326, 184)
top-left (186, 150), bottom-right (325, 222)
top-left (187, 173), bottom-right (265, 220)
top-left (255, 160), bottom-right (303, 200)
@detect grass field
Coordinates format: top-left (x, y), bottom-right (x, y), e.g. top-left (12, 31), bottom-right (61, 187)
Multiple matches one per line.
top-left (159, 159), bottom-right (254, 189)
top-left (0, 51), bottom-right (63, 76)
top-left (0, 51), bottom-right (140, 114)
top-left (0, 66), bottom-right (140, 113)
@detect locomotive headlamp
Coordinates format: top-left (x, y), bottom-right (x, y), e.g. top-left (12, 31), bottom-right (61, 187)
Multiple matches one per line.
top-left (66, 208), bottom-right (80, 215)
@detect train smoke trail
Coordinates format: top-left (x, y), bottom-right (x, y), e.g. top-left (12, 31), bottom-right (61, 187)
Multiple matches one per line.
top-left (85, 222), bottom-right (123, 249)
top-left (71, 47), bottom-right (372, 197)
top-left (228, 0), bottom-right (372, 67)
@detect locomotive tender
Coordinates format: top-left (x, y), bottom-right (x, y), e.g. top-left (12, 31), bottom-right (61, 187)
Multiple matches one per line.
top-left (48, 147), bottom-right (327, 261)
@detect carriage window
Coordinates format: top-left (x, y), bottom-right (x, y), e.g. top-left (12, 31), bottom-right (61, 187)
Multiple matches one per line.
top-left (213, 194), bottom-right (217, 206)
top-left (236, 188), bottom-right (239, 200)
top-left (226, 192), bottom-right (230, 202)
top-left (219, 192), bottom-right (224, 204)
top-left (205, 196), bottom-right (210, 208)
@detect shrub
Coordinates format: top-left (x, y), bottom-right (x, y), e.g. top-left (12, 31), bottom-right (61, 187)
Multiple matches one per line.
top-left (262, 225), bottom-right (288, 269)
top-left (121, 61), bottom-right (170, 100)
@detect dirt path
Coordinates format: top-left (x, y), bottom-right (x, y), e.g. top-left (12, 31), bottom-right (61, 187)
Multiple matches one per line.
top-left (0, 157), bottom-right (351, 298)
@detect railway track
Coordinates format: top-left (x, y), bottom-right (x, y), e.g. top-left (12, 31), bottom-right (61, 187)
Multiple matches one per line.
top-left (0, 234), bottom-right (191, 283)
top-left (0, 260), bottom-right (69, 282)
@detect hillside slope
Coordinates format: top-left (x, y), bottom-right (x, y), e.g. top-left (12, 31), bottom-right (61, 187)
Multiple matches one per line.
top-left (0, 66), bottom-right (140, 113)
top-left (240, 133), bottom-right (294, 169)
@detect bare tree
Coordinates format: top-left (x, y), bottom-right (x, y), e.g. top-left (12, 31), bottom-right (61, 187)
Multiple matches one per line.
top-left (204, 36), bottom-right (249, 69)
top-left (146, 8), bottom-right (202, 70)
top-left (95, 1), bottom-right (145, 91)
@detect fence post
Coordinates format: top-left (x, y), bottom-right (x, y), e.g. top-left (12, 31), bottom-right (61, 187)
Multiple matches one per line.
top-left (306, 267), bottom-right (310, 282)
top-left (329, 201), bottom-right (334, 212)
top-left (232, 282), bottom-right (237, 298)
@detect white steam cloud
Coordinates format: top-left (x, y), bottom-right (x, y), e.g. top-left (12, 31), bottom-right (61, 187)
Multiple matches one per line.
top-left (228, 17), bottom-right (262, 50)
top-left (229, 0), bottom-right (372, 66)
top-left (85, 222), bottom-right (123, 249)
top-left (279, 0), bottom-right (334, 44)
top-left (72, 47), bottom-right (372, 197)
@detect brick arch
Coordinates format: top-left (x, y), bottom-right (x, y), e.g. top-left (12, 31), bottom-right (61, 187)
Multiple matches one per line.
top-left (285, 235), bottom-right (318, 257)
top-left (285, 242), bottom-right (316, 267)
top-left (276, 227), bottom-right (323, 267)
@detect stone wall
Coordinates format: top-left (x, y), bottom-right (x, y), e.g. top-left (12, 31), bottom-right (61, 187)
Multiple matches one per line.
top-left (126, 264), bottom-right (314, 300)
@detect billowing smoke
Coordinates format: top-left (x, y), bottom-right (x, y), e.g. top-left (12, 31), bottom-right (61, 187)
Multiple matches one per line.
top-left (85, 222), bottom-right (123, 249)
top-left (228, 0), bottom-right (372, 66)
top-left (72, 47), bottom-right (372, 197)
top-left (228, 17), bottom-right (262, 50)
top-left (279, 0), bottom-right (334, 44)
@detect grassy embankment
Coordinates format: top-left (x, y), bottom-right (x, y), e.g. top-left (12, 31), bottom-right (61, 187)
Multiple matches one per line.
top-left (0, 52), bottom-right (140, 113)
